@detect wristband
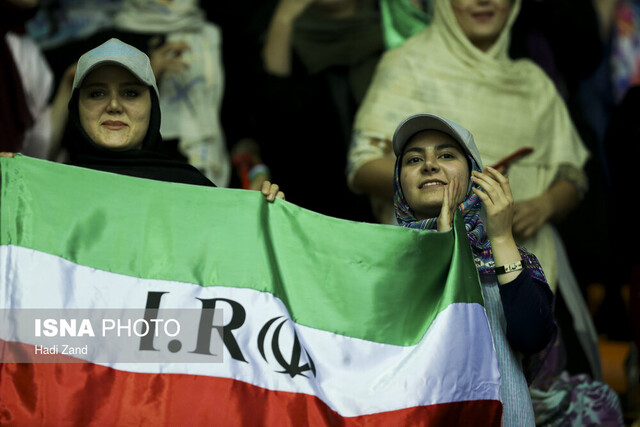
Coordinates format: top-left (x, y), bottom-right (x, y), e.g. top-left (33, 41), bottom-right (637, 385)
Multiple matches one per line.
top-left (494, 260), bottom-right (524, 275)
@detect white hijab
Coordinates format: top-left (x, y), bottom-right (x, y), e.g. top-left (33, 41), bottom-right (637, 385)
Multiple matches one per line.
top-left (352, 0), bottom-right (590, 289)
top-left (115, 0), bottom-right (205, 33)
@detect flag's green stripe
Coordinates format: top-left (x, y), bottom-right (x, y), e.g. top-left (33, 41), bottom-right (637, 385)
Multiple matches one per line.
top-left (1, 156), bottom-right (482, 346)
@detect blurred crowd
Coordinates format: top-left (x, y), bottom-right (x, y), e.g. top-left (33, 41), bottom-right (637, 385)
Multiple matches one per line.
top-left (2, 0), bottom-right (640, 424)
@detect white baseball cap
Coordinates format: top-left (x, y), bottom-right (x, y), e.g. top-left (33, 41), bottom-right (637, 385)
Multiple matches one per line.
top-left (73, 38), bottom-right (159, 96)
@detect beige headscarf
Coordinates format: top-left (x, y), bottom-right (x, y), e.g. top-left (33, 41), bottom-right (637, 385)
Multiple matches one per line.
top-left (115, 0), bottom-right (205, 33)
top-left (351, 0), bottom-right (590, 290)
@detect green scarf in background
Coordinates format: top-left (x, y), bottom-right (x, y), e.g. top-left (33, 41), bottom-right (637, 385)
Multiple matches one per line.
top-left (380, 0), bottom-right (431, 50)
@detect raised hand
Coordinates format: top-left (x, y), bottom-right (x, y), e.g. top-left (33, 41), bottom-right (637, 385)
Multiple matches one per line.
top-left (472, 167), bottom-right (525, 283)
top-left (150, 41), bottom-right (191, 80)
top-left (471, 167), bottom-right (515, 242)
top-left (512, 193), bottom-right (553, 240)
top-left (263, 0), bottom-right (316, 75)
top-left (261, 180), bottom-right (285, 202)
top-left (437, 176), bottom-right (465, 232)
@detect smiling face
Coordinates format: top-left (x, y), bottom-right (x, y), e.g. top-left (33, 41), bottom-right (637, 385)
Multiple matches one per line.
top-left (400, 130), bottom-right (470, 220)
top-left (78, 65), bottom-right (151, 151)
top-left (450, 0), bottom-right (511, 51)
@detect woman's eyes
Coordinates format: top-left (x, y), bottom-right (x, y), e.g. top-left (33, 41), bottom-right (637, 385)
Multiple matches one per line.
top-left (123, 89), bottom-right (139, 98)
top-left (405, 152), bottom-right (457, 164)
top-left (87, 89), bottom-right (139, 98)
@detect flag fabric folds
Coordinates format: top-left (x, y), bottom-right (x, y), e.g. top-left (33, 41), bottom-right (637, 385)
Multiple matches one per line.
top-left (0, 155), bottom-right (502, 426)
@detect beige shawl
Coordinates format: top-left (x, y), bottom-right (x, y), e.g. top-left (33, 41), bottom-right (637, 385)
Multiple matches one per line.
top-left (350, 0), bottom-right (590, 290)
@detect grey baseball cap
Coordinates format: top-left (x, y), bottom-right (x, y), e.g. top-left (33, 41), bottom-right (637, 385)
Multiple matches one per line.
top-left (392, 113), bottom-right (483, 170)
top-left (72, 38), bottom-right (159, 96)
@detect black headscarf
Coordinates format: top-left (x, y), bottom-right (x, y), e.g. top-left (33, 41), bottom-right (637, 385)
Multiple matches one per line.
top-left (292, 0), bottom-right (383, 104)
top-left (66, 81), bottom-right (215, 187)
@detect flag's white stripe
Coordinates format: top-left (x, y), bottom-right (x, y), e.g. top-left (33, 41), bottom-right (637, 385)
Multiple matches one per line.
top-left (1, 245), bottom-right (500, 417)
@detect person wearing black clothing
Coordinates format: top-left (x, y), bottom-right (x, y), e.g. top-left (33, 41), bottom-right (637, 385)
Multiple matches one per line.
top-left (258, 0), bottom-right (383, 221)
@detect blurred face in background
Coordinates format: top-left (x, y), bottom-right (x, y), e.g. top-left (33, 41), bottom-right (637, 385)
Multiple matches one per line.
top-left (79, 65), bottom-right (151, 151)
top-left (450, 0), bottom-right (511, 51)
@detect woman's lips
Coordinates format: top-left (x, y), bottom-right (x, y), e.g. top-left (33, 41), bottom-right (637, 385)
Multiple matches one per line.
top-left (472, 11), bottom-right (495, 22)
top-left (419, 180), bottom-right (446, 189)
top-left (102, 121), bottom-right (127, 130)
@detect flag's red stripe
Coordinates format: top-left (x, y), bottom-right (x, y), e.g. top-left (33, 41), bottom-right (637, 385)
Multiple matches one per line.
top-left (0, 340), bottom-right (502, 426)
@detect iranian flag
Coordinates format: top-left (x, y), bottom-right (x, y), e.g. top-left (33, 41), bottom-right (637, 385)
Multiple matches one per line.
top-left (0, 155), bottom-right (502, 426)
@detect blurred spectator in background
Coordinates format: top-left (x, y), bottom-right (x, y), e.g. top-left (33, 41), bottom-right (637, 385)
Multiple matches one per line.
top-left (256, 0), bottom-right (383, 221)
top-left (27, 0), bottom-right (122, 51)
top-left (348, 0), bottom-right (624, 423)
top-left (1, 0), bottom-right (74, 159)
top-left (509, 1), bottom-right (624, 346)
top-left (378, 2), bottom-right (612, 298)
top-left (373, 0), bottom-right (633, 371)
top-left (112, 0), bottom-right (230, 187)
top-left (604, 84), bottom-right (639, 347)
top-left (200, 1), bottom-right (278, 191)
top-left (611, 0), bottom-right (640, 102)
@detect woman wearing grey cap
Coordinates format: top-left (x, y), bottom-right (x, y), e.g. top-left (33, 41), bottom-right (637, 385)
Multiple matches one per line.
top-left (0, 38), bottom-right (284, 201)
top-left (348, 1), bottom-right (623, 422)
top-left (393, 113), bottom-right (556, 426)
top-left (392, 112), bottom-right (623, 426)
top-left (62, 38), bottom-right (215, 186)
top-left (62, 38), bottom-right (211, 184)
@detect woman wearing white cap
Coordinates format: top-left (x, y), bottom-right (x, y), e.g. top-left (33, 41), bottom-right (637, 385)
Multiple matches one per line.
top-left (1, 38), bottom-right (284, 201)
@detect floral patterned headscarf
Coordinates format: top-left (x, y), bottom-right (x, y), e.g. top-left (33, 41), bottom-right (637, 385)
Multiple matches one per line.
top-left (393, 136), bottom-right (546, 281)
top-left (394, 151), bottom-right (490, 251)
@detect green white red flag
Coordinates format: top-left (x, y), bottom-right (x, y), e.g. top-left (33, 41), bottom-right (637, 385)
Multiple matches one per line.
top-left (0, 155), bottom-right (502, 426)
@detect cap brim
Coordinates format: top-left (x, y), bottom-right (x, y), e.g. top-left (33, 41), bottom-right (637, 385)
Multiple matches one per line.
top-left (72, 38), bottom-right (159, 96)
top-left (74, 60), bottom-right (137, 88)
top-left (393, 114), bottom-right (466, 157)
